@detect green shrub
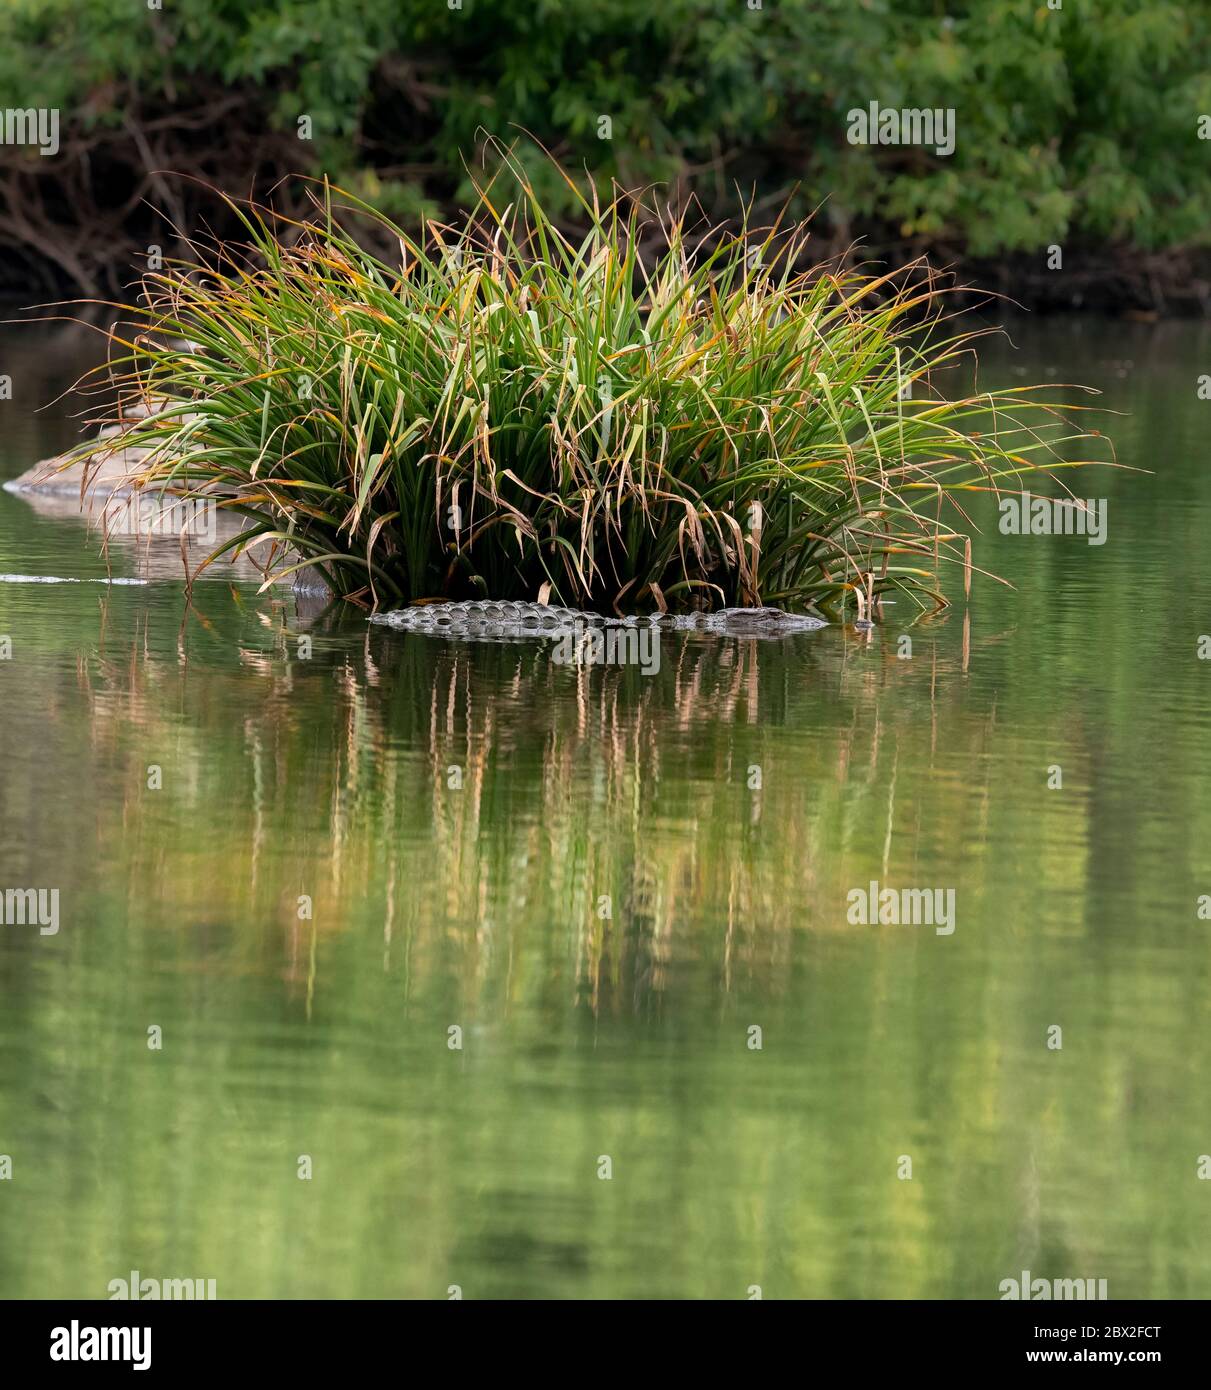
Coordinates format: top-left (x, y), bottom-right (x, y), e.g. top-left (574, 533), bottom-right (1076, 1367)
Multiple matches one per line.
top-left (1, 0), bottom-right (1208, 292)
top-left (70, 160), bottom-right (1106, 614)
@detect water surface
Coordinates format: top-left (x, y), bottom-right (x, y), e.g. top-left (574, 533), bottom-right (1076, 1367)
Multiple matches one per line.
top-left (1, 316), bottom-right (1208, 1299)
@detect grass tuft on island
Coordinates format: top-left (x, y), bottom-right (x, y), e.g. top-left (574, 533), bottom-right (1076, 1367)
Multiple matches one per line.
top-left (65, 159), bottom-right (1110, 616)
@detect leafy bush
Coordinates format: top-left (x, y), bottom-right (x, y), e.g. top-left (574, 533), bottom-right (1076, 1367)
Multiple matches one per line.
top-left (0, 1), bottom-right (1208, 292)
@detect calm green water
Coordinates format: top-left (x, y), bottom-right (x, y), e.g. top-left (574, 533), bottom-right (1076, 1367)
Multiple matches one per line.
top-left (1, 317), bottom-right (1209, 1300)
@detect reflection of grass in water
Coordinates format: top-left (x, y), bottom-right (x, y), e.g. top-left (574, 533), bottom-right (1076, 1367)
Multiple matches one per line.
top-left (3, 602), bottom-right (1209, 1298)
top-left (12, 614), bottom-right (1080, 1000)
top-left (6, 600), bottom-right (998, 987)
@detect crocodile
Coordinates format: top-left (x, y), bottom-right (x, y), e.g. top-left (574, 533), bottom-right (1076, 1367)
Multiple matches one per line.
top-left (369, 600), bottom-right (826, 639)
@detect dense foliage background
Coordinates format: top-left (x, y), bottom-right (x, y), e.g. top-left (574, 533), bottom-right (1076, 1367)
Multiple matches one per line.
top-left (0, 0), bottom-right (1208, 299)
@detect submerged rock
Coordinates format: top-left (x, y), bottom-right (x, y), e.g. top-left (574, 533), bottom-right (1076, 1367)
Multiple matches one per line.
top-left (3, 399), bottom-right (201, 501)
top-left (4, 439), bottom-right (154, 500)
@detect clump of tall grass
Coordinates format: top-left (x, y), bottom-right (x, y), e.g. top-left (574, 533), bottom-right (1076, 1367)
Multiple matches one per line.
top-left (69, 159), bottom-right (1105, 615)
